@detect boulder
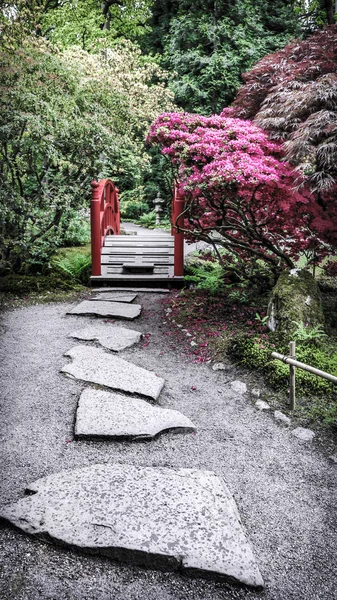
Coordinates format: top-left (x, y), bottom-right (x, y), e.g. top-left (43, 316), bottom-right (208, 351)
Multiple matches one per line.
top-left (267, 269), bottom-right (324, 337)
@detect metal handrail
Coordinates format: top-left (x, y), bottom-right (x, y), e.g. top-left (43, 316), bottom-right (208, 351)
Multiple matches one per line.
top-left (271, 342), bottom-right (337, 409)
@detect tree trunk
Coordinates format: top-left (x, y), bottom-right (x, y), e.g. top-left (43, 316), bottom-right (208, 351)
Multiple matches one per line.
top-left (323, 0), bottom-right (335, 24)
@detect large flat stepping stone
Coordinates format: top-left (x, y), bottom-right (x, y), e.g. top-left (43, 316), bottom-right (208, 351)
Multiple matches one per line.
top-left (67, 300), bottom-right (141, 320)
top-left (62, 345), bottom-right (164, 400)
top-left (90, 293), bottom-right (138, 303)
top-left (68, 323), bottom-right (141, 352)
top-left (0, 464), bottom-right (264, 588)
top-left (75, 389), bottom-right (195, 440)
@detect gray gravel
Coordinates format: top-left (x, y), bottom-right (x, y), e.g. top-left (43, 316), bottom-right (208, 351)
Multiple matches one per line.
top-left (1, 293), bottom-right (337, 600)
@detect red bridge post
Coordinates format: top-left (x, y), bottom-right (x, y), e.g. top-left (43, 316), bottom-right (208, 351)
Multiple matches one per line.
top-left (173, 187), bottom-right (185, 277)
top-left (91, 180), bottom-right (101, 276)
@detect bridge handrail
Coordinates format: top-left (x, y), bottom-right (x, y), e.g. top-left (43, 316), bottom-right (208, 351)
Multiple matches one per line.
top-left (91, 178), bottom-right (120, 277)
top-left (172, 185), bottom-right (185, 277)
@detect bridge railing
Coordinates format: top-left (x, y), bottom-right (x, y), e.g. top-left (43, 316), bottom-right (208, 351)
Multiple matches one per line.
top-left (172, 185), bottom-right (185, 277)
top-left (91, 178), bottom-right (120, 276)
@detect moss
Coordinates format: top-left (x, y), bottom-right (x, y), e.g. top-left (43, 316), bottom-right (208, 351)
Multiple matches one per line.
top-left (268, 269), bottom-right (324, 338)
top-left (0, 273), bottom-right (80, 295)
top-left (230, 333), bottom-right (337, 405)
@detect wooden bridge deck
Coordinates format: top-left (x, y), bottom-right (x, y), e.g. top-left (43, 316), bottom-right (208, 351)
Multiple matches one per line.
top-left (90, 234), bottom-right (184, 287)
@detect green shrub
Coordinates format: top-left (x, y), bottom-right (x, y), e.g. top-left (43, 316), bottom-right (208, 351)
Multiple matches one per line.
top-left (185, 260), bottom-right (225, 295)
top-left (230, 334), bottom-right (337, 398)
top-left (61, 212), bottom-right (91, 247)
top-left (120, 188), bottom-right (150, 220)
top-left (138, 211), bottom-right (157, 228)
top-left (120, 200), bottom-right (150, 220)
top-left (51, 252), bottom-right (91, 284)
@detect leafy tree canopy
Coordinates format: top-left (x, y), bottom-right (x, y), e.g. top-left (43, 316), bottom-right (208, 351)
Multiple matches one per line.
top-left (142, 0), bottom-right (302, 114)
top-left (223, 25), bottom-right (337, 195)
top-left (0, 38), bottom-right (174, 271)
top-left (0, 1), bottom-right (152, 50)
top-left (41, 0), bottom-right (152, 50)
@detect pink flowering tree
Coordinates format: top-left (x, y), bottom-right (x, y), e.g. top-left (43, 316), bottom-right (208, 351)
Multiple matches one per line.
top-left (147, 112), bottom-right (333, 281)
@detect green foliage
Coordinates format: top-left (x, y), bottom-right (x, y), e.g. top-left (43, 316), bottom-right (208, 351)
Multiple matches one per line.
top-left (61, 211), bottom-right (91, 246)
top-left (185, 257), bottom-right (224, 295)
top-left (292, 321), bottom-right (327, 344)
top-left (0, 38), bottom-right (174, 272)
top-left (230, 334), bottom-right (337, 401)
top-left (119, 187), bottom-right (149, 220)
top-left (255, 312), bottom-right (269, 325)
top-left (143, 0), bottom-right (301, 114)
top-left (138, 211), bottom-right (157, 227)
top-left (227, 288), bottom-right (250, 305)
top-left (0, 1), bottom-right (43, 50)
top-left (142, 147), bottom-right (174, 214)
top-left (52, 252), bottom-right (91, 284)
top-left (302, 395), bottom-right (337, 426)
top-left (41, 0), bottom-right (152, 51)
top-left (120, 200), bottom-right (150, 220)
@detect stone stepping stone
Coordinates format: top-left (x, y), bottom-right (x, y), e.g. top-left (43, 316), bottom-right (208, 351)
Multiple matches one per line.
top-left (0, 464), bottom-right (264, 588)
top-left (62, 345), bottom-right (164, 400)
top-left (68, 324), bottom-right (141, 352)
top-left (75, 389), bottom-right (195, 440)
top-left (90, 293), bottom-right (138, 303)
top-left (67, 300), bottom-right (141, 320)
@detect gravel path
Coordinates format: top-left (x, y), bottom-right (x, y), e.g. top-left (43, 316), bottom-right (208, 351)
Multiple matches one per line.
top-left (0, 293), bottom-right (336, 600)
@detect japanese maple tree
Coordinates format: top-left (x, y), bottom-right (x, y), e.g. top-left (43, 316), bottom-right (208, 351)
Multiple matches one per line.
top-left (222, 25), bottom-right (337, 188)
top-left (221, 26), bottom-right (337, 260)
top-left (148, 112), bottom-right (332, 280)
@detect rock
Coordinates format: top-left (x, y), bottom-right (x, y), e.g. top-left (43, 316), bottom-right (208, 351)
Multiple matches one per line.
top-left (267, 269), bottom-right (324, 336)
top-left (90, 293), bottom-right (138, 303)
top-left (67, 300), bottom-right (141, 320)
top-left (255, 400), bottom-right (270, 411)
top-left (251, 388), bottom-right (261, 399)
top-left (75, 389), bottom-right (195, 439)
top-left (291, 427), bottom-right (315, 442)
top-left (68, 324), bottom-right (141, 352)
top-left (230, 381), bottom-right (247, 394)
top-left (62, 345), bottom-right (164, 401)
top-left (274, 411), bottom-right (291, 426)
top-left (212, 362), bottom-right (229, 371)
top-left (0, 464), bottom-right (264, 588)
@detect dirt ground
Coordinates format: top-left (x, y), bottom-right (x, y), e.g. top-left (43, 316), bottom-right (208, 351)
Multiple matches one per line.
top-left (0, 291), bottom-right (336, 600)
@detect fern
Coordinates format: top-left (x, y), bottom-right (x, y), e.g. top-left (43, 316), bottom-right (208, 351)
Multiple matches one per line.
top-left (185, 262), bottom-right (224, 295)
top-left (52, 253), bottom-right (91, 282)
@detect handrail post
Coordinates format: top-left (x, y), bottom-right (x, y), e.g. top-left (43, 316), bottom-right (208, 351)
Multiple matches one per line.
top-left (173, 187), bottom-right (185, 276)
top-left (115, 187), bottom-right (121, 235)
top-left (171, 192), bottom-right (176, 236)
top-left (289, 341), bottom-right (296, 410)
top-left (91, 179), bottom-right (101, 276)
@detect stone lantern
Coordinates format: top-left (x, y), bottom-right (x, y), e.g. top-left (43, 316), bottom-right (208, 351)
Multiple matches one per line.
top-left (154, 192), bottom-right (165, 225)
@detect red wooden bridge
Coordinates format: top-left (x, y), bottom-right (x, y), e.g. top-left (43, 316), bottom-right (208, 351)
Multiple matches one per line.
top-left (90, 179), bottom-right (185, 287)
